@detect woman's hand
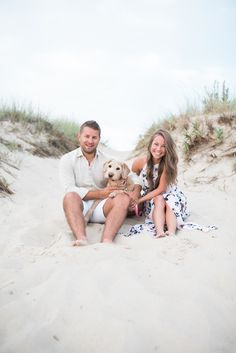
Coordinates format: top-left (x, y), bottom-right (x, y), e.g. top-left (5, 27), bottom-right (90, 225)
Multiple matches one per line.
top-left (137, 197), bottom-right (144, 205)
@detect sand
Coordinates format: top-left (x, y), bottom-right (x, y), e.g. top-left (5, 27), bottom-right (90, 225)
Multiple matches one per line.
top-left (0, 148), bottom-right (236, 353)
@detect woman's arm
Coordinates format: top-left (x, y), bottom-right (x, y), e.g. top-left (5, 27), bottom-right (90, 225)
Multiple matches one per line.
top-left (131, 155), bottom-right (146, 175)
top-left (137, 168), bottom-right (168, 204)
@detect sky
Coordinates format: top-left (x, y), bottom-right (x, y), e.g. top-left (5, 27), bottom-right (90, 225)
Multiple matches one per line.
top-left (0, 0), bottom-right (235, 150)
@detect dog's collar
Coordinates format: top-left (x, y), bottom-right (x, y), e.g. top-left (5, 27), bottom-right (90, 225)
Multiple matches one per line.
top-left (108, 179), bottom-right (127, 188)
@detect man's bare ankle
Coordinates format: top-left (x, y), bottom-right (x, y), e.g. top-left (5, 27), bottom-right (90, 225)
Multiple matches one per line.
top-left (73, 236), bottom-right (88, 246)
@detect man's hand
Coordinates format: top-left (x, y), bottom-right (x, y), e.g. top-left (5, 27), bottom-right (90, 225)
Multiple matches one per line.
top-left (126, 185), bottom-right (141, 214)
top-left (128, 186), bottom-right (141, 207)
top-left (99, 186), bottom-right (124, 199)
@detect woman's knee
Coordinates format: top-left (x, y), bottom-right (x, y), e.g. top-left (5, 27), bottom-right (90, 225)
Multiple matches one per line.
top-left (153, 194), bottom-right (165, 208)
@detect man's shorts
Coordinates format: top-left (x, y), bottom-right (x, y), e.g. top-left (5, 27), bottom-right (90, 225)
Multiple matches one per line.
top-left (82, 199), bottom-right (107, 223)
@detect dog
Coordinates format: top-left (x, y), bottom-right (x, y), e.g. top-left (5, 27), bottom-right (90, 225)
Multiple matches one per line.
top-left (103, 159), bottom-right (135, 196)
top-left (84, 159), bottom-right (134, 225)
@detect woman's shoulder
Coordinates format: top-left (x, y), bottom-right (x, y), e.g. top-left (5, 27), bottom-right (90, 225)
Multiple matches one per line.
top-left (132, 155), bottom-right (147, 173)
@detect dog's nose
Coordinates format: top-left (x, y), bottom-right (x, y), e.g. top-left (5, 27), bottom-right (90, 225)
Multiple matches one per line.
top-left (108, 172), bottom-right (114, 178)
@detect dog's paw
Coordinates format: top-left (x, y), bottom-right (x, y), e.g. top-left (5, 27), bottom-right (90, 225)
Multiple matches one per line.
top-left (109, 192), bottom-right (117, 198)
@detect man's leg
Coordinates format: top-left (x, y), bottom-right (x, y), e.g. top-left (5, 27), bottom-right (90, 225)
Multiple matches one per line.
top-left (63, 192), bottom-right (87, 245)
top-left (102, 193), bottom-right (130, 242)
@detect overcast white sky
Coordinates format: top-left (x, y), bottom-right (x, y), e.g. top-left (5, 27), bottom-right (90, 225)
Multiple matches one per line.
top-left (0, 0), bottom-right (235, 150)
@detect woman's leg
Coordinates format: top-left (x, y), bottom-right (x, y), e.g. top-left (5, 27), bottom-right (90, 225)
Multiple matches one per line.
top-left (165, 204), bottom-right (177, 235)
top-left (152, 195), bottom-right (166, 237)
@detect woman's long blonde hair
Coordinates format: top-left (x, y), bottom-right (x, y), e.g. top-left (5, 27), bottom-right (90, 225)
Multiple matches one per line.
top-left (146, 129), bottom-right (178, 190)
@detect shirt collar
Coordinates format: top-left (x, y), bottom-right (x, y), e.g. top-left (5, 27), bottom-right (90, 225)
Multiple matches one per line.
top-left (76, 146), bottom-right (101, 159)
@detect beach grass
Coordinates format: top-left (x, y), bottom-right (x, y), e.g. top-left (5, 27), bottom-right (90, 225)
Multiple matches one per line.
top-left (134, 81), bottom-right (236, 154)
top-left (1, 81), bottom-right (235, 195)
top-left (0, 177), bottom-right (14, 196)
top-left (0, 104), bottom-right (80, 195)
top-left (0, 103), bottom-right (80, 141)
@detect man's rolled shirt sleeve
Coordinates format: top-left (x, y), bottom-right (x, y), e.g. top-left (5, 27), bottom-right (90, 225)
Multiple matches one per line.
top-left (63, 185), bottom-right (90, 199)
top-left (59, 153), bottom-right (89, 199)
top-left (59, 147), bottom-right (108, 200)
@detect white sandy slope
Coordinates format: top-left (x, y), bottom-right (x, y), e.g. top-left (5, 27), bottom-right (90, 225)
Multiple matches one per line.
top-left (0, 147), bottom-right (236, 353)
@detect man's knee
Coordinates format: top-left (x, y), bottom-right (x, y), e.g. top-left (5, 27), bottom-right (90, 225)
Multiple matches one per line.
top-left (113, 192), bottom-right (130, 208)
top-left (63, 192), bottom-right (83, 210)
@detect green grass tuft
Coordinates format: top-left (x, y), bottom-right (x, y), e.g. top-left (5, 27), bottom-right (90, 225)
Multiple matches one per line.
top-left (202, 81), bottom-right (236, 114)
top-left (51, 119), bottom-right (80, 142)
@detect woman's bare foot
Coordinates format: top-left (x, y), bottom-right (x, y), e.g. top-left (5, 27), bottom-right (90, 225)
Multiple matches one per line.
top-left (155, 232), bottom-right (166, 238)
top-left (101, 238), bottom-right (113, 244)
top-left (165, 231), bottom-right (176, 236)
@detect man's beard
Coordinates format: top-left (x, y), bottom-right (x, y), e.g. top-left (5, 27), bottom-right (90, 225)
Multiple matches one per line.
top-left (81, 146), bottom-right (97, 154)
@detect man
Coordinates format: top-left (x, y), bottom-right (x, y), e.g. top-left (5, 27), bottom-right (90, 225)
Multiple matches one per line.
top-left (59, 120), bottom-right (141, 245)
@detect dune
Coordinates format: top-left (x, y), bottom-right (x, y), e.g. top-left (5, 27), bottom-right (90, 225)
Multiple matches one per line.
top-left (1, 123), bottom-right (236, 353)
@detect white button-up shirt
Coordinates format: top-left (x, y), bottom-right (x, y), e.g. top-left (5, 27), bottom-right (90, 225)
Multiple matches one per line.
top-left (59, 146), bottom-right (142, 199)
top-left (59, 147), bottom-right (109, 199)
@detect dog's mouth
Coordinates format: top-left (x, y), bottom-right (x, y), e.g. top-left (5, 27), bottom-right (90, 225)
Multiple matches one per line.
top-left (108, 173), bottom-right (120, 181)
top-left (108, 177), bottom-right (118, 181)
top-left (107, 174), bottom-right (122, 182)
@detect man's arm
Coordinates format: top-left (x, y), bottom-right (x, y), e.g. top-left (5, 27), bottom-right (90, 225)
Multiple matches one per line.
top-left (59, 154), bottom-right (90, 199)
top-left (83, 187), bottom-right (119, 201)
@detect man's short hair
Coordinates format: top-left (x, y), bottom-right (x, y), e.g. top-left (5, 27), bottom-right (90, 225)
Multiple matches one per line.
top-left (80, 120), bottom-right (101, 136)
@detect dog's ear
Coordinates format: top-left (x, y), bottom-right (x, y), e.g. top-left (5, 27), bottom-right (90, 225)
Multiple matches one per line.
top-left (103, 160), bottom-right (112, 174)
top-left (121, 163), bottom-right (130, 179)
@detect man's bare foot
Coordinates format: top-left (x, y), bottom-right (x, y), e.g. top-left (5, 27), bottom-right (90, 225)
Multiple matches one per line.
top-left (73, 237), bottom-right (88, 246)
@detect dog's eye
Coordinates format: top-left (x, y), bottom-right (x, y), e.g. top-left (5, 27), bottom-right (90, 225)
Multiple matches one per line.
top-left (116, 167), bottom-right (121, 170)
top-left (108, 165), bottom-right (112, 168)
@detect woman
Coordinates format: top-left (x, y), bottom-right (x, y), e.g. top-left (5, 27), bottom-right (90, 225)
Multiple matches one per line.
top-left (132, 129), bottom-right (189, 237)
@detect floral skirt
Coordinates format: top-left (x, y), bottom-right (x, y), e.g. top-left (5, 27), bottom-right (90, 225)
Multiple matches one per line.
top-left (144, 186), bottom-right (189, 229)
top-left (123, 186), bottom-right (217, 236)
